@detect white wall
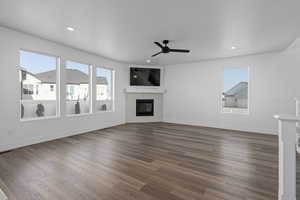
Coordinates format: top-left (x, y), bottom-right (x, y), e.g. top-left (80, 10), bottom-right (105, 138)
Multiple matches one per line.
top-left (163, 48), bottom-right (300, 135)
top-left (0, 27), bottom-right (128, 152)
top-left (3, 26), bottom-right (300, 153)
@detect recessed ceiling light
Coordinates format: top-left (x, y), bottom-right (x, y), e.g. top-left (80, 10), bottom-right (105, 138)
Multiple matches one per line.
top-left (231, 46), bottom-right (237, 50)
top-left (146, 59), bottom-right (151, 63)
top-left (66, 27), bottom-right (75, 32)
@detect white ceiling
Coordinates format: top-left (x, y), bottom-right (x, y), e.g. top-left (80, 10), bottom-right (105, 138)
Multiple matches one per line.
top-left (0, 0), bottom-right (300, 65)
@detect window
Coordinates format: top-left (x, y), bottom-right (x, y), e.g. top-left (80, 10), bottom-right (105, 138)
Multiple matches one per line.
top-left (36, 85), bottom-right (39, 95)
top-left (66, 85), bottom-right (75, 99)
top-left (65, 61), bottom-right (91, 115)
top-left (19, 50), bottom-right (58, 119)
top-left (96, 67), bottom-right (114, 112)
top-left (222, 67), bottom-right (249, 114)
top-left (50, 85), bottom-right (54, 92)
top-left (23, 84), bottom-right (34, 95)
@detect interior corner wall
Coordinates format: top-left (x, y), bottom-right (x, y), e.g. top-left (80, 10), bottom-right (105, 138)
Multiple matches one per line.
top-left (0, 27), bottom-right (128, 152)
top-left (163, 48), bottom-right (300, 135)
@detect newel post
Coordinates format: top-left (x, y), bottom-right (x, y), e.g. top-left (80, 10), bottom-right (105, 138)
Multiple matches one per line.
top-left (274, 115), bottom-right (299, 200)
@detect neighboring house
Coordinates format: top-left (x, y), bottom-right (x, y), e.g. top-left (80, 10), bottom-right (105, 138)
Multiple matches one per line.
top-left (19, 68), bottom-right (108, 101)
top-left (222, 82), bottom-right (248, 108)
top-left (19, 68), bottom-right (42, 100)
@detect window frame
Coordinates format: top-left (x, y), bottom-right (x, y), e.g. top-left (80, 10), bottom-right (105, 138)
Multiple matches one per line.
top-left (18, 49), bottom-right (117, 121)
top-left (36, 85), bottom-right (39, 95)
top-left (23, 84), bottom-right (34, 95)
top-left (95, 66), bottom-right (115, 113)
top-left (221, 66), bottom-right (250, 115)
top-left (65, 60), bottom-right (92, 117)
top-left (19, 49), bottom-right (60, 121)
top-left (50, 85), bottom-right (54, 92)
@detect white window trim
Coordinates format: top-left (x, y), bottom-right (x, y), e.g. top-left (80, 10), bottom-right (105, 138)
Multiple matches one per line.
top-left (220, 66), bottom-right (250, 115)
top-left (19, 50), bottom-right (117, 121)
top-left (95, 66), bottom-right (115, 113)
top-left (20, 115), bottom-right (60, 122)
top-left (19, 49), bottom-right (60, 121)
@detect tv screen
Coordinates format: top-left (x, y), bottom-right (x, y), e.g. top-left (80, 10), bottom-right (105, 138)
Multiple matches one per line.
top-left (130, 68), bottom-right (161, 86)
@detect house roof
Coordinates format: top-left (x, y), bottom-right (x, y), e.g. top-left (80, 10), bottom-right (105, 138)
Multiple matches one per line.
top-left (224, 82), bottom-right (248, 98)
top-left (18, 66), bottom-right (37, 78)
top-left (35, 69), bottom-right (108, 85)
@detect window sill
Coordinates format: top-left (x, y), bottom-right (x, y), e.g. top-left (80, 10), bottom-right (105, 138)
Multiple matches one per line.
top-left (95, 110), bottom-right (115, 114)
top-left (221, 108), bottom-right (249, 115)
top-left (66, 113), bottom-right (92, 118)
top-left (20, 115), bottom-right (60, 122)
top-left (20, 111), bottom-right (116, 122)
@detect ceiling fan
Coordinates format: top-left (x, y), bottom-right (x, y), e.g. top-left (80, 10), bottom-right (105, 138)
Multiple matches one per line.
top-left (152, 40), bottom-right (190, 57)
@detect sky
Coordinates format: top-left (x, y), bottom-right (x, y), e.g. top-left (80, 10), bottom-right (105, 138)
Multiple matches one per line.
top-left (65, 60), bottom-right (89, 74)
top-left (223, 67), bottom-right (248, 92)
top-left (20, 50), bottom-right (112, 86)
top-left (20, 50), bottom-right (57, 74)
top-left (96, 67), bottom-right (112, 86)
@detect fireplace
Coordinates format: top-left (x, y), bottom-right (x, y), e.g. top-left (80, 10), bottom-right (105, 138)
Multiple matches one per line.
top-left (136, 99), bottom-right (154, 116)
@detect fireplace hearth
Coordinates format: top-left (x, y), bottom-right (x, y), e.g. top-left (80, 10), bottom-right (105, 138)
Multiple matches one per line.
top-left (136, 99), bottom-right (154, 116)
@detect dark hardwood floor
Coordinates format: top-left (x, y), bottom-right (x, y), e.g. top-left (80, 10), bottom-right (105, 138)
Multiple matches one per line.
top-left (0, 122), bottom-right (298, 200)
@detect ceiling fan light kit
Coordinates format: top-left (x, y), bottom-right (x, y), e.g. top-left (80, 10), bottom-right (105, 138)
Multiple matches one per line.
top-left (152, 40), bottom-right (190, 57)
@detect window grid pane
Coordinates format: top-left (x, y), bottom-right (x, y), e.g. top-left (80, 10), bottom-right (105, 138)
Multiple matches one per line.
top-left (222, 67), bottom-right (249, 114)
top-left (19, 50), bottom-right (58, 119)
top-left (96, 67), bottom-right (113, 112)
top-left (19, 51), bottom-right (115, 119)
top-left (65, 61), bottom-right (90, 115)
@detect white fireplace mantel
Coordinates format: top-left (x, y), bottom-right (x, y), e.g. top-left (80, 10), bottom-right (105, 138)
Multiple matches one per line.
top-left (125, 87), bottom-right (166, 94)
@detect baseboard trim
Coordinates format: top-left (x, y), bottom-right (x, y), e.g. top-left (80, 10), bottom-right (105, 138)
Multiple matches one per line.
top-left (1, 120), bottom-right (276, 153)
top-left (162, 119), bottom-right (277, 135)
top-left (0, 122), bottom-right (126, 153)
top-left (126, 120), bottom-right (163, 123)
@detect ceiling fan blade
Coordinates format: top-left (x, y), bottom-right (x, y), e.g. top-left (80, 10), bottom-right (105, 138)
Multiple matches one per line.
top-left (154, 42), bottom-right (163, 49)
top-left (169, 49), bottom-right (190, 53)
top-left (152, 52), bottom-right (162, 57)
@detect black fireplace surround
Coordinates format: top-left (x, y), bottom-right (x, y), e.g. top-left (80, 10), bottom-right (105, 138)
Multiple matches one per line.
top-left (136, 99), bottom-right (154, 116)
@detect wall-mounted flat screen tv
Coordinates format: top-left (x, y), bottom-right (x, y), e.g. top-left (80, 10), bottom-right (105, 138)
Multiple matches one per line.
top-left (130, 67), bottom-right (161, 86)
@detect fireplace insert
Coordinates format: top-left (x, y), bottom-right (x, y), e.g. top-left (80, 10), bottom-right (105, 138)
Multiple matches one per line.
top-left (136, 99), bottom-right (154, 116)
